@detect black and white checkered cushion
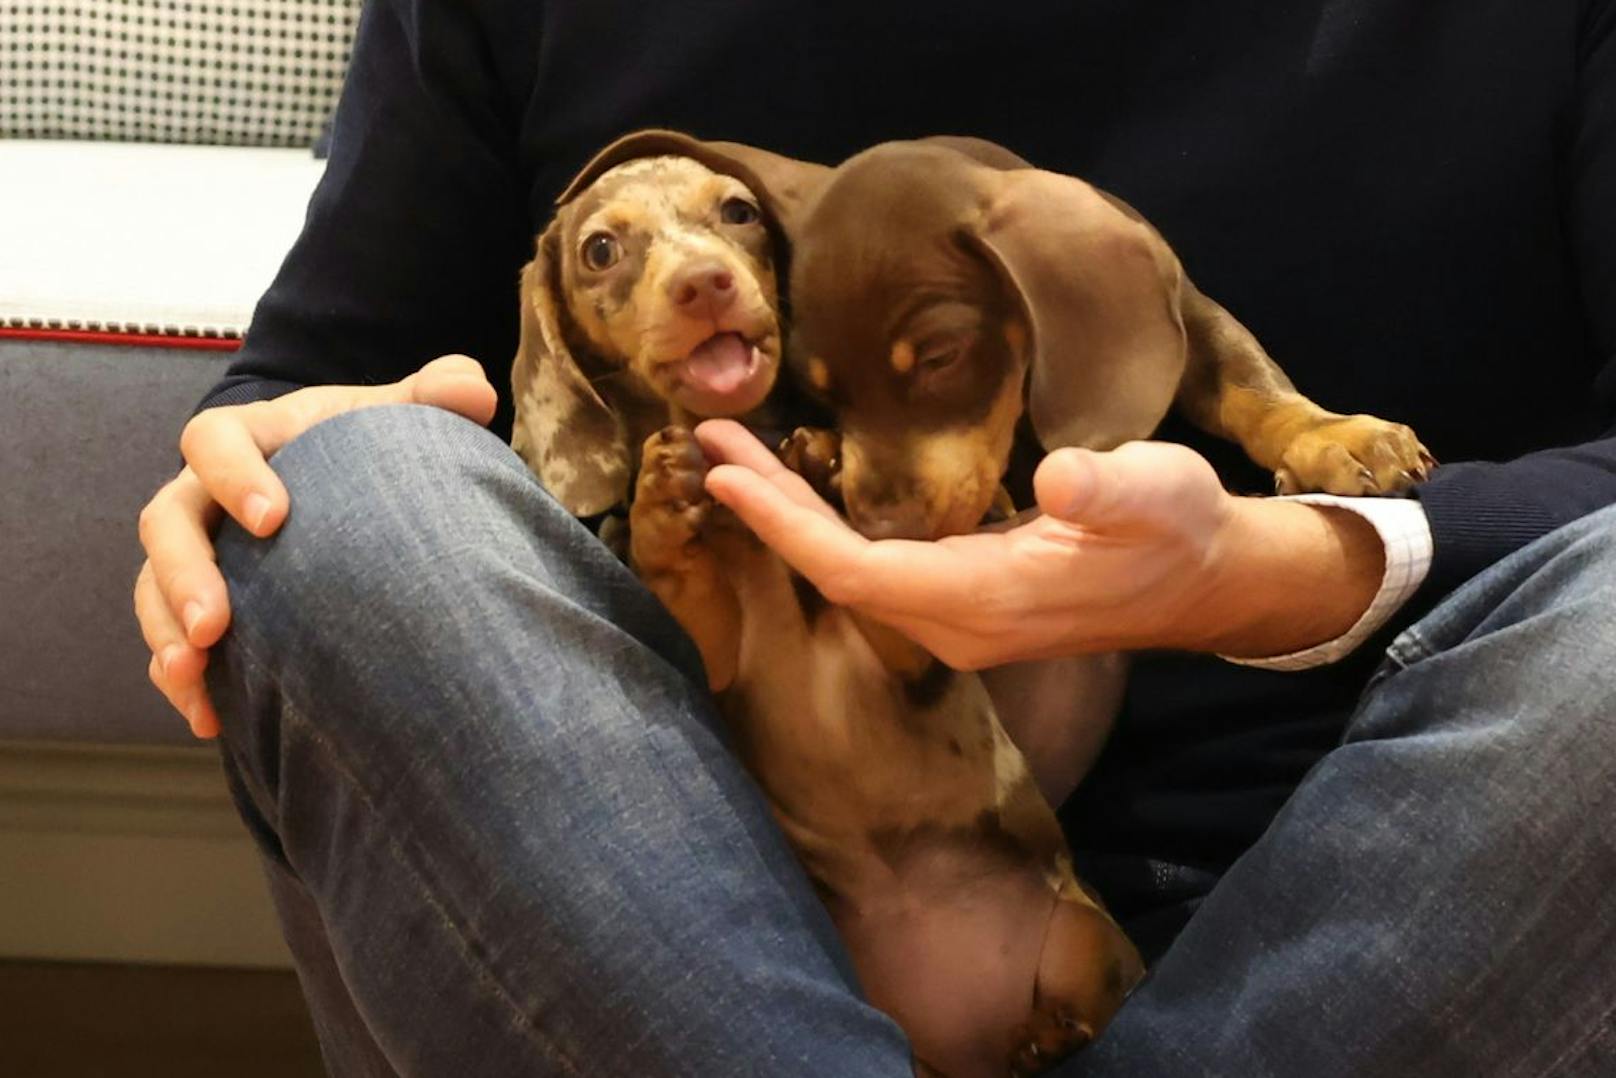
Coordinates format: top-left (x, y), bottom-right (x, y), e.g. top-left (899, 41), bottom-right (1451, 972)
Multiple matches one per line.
top-left (0, 0), bottom-right (361, 147)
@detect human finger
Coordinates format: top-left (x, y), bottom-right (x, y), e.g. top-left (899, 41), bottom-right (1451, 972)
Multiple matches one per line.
top-left (135, 562), bottom-right (218, 737)
top-left (1034, 441), bottom-right (1223, 535)
top-left (697, 420), bottom-right (844, 522)
top-left (405, 354), bottom-right (499, 425)
top-left (703, 462), bottom-right (880, 603)
top-left (179, 404), bottom-right (291, 538)
top-left (137, 469), bottom-right (230, 648)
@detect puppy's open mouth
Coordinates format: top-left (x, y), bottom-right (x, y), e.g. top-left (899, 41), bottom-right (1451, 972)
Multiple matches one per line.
top-left (671, 331), bottom-right (776, 416)
top-left (683, 332), bottom-right (760, 395)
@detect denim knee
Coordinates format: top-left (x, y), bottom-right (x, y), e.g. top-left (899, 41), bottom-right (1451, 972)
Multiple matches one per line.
top-left (1361, 503), bottom-right (1616, 772)
top-left (223, 406), bottom-right (548, 621)
top-left (211, 404), bottom-right (702, 734)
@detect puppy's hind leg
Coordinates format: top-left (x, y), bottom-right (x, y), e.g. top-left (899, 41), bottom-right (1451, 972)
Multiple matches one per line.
top-left (1010, 875), bottom-right (1145, 1077)
top-left (630, 427), bottom-right (743, 691)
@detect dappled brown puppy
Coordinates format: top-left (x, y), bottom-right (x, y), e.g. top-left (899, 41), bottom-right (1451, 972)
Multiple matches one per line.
top-left (786, 137), bottom-right (1434, 541)
top-left (509, 131), bottom-right (827, 518)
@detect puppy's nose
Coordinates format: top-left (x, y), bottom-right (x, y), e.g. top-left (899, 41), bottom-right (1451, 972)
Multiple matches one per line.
top-left (854, 505), bottom-right (934, 542)
top-left (668, 261), bottom-right (737, 317)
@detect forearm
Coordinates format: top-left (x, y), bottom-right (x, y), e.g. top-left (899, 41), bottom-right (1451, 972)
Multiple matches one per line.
top-left (1188, 499), bottom-right (1386, 659)
top-left (1193, 432), bottom-right (1616, 664)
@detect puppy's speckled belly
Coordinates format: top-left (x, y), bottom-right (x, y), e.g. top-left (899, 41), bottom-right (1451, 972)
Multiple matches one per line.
top-left (715, 548), bottom-right (1119, 1076)
top-left (826, 835), bottom-right (1062, 1078)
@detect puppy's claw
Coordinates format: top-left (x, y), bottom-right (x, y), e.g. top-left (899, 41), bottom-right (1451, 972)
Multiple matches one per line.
top-left (779, 426), bottom-right (844, 507)
top-left (1009, 1007), bottom-right (1095, 1077)
top-left (1010, 1042), bottom-right (1043, 1078)
top-left (1276, 415), bottom-right (1430, 496)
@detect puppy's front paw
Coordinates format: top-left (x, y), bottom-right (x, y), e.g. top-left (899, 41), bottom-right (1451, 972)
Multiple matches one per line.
top-left (1275, 415), bottom-right (1435, 496)
top-left (778, 426), bottom-right (843, 507)
top-left (630, 426), bottom-right (713, 572)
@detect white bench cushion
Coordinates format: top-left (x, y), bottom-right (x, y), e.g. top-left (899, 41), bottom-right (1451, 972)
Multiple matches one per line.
top-left (0, 140), bottom-right (324, 339)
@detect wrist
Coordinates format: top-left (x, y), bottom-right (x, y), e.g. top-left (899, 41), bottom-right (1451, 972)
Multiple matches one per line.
top-left (1183, 497), bottom-right (1385, 657)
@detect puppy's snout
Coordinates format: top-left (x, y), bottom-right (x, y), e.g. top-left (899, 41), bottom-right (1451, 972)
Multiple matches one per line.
top-left (668, 261), bottom-right (737, 317)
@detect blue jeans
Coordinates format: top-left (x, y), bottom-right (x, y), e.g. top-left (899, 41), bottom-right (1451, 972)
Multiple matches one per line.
top-left (211, 405), bottom-right (1616, 1077)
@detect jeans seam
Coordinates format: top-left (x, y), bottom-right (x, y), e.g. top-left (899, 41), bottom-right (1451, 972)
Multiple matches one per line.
top-left (229, 636), bottom-right (587, 1078)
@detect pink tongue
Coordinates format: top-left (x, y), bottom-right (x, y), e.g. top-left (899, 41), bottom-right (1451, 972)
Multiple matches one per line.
top-left (683, 333), bottom-right (755, 396)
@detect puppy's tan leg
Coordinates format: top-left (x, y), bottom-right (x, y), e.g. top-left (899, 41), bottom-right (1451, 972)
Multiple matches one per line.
top-left (1176, 285), bottom-right (1435, 494)
top-left (630, 427), bottom-right (743, 691)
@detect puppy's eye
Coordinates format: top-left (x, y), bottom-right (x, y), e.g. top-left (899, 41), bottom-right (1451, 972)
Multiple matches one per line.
top-left (917, 343), bottom-right (963, 374)
top-left (720, 197), bottom-right (761, 226)
top-left (581, 232), bottom-right (620, 271)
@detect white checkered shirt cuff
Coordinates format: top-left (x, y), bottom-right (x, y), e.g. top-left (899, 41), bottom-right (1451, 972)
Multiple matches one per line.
top-left (1223, 494), bottom-right (1433, 672)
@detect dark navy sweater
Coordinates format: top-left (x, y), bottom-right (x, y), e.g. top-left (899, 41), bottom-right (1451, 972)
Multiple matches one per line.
top-left (205, 1), bottom-right (1616, 943)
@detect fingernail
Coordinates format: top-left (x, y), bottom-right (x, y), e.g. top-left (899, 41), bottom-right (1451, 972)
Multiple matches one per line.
top-left (244, 492), bottom-right (273, 532)
top-left (182, 601), bottom-right (205, 639)
top-left (160, 644), bottom-right (184, 677)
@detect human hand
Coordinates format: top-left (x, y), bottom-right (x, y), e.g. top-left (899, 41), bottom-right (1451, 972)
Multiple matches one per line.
top-left (134, 354), bottom-right (498, 737)
top-left (697, 420), bottom-right (1384, 669)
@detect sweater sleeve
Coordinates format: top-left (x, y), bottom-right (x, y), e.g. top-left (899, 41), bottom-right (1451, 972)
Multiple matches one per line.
top-left (199, 0), bottom-right (533, 427)
top-left (1411, 1), bottom-right (1616, 600)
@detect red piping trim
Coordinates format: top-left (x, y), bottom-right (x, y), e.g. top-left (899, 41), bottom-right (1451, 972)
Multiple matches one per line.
top-left (0, 327), bottom-right (242, 351)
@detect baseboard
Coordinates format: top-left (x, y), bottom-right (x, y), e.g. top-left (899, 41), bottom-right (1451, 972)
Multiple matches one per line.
top-left (0, 740), bottom-right (293, 969)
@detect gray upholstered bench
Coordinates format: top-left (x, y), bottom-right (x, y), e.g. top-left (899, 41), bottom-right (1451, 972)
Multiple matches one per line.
top-left (0, 0), bottom-right (355, 969)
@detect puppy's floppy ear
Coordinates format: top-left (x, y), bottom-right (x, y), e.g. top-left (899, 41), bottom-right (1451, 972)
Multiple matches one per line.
top-left (558, 128), bottom-right (831, 241)
top-left (964, 169), bottom-right (1188, 452)
top-left (700, 138), bottom-right (832, 240)
top-left (509, 222), bottom-right (629, 517)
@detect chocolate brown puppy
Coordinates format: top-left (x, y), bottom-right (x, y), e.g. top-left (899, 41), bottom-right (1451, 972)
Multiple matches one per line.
top-left (785, 137), bottom-right (1434, 541)
top-left (772, 143), bottom-right (1436, 966)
